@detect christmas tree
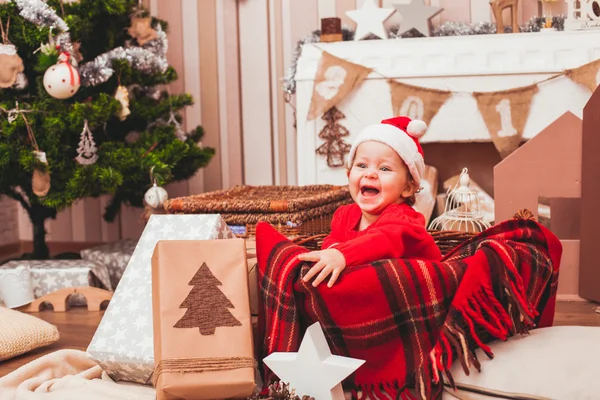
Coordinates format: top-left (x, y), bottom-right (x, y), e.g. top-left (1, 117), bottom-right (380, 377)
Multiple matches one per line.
top-left (0, 0), bottom-right (214, 259)
top-left (174, 262), bottom-right (242, 336)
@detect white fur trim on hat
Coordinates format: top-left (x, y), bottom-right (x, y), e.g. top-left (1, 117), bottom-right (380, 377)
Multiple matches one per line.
top-left (346, 123), bottom-right (425, 186)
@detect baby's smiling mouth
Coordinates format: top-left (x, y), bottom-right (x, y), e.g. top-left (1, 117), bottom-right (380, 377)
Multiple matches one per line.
top-left (360, 185), bottom-right (380, 197)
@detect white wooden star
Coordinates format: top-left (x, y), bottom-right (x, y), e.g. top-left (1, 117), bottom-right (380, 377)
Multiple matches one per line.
top-left (263, 322), bottom-right (365, 400)
top-left (393, 0), bottom-right (443, 37)
top-left (346, 0), bottom-right (396, 41)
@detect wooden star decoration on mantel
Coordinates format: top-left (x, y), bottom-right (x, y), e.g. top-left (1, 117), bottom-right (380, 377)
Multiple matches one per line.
top-left (346, 0), bottom-right (396, 40)
top-left (393, 0), bottom-right (443, 37)
top-left (263, 322), bottom-right (365, 400)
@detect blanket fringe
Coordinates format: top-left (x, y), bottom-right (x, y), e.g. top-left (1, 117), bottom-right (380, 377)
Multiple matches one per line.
top-left (354, 381), bottom-right (422, 400)
top-left (417, 268), bottom-right (540, 400)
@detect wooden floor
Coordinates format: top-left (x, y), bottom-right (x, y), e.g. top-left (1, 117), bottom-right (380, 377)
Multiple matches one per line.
top-left (0, 301), bottom-right (599, 378)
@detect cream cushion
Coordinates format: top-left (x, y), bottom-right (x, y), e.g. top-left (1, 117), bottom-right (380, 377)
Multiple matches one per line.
top-left (442, 326), bottom-right (600, 400)
top-left (0, 306), bottom-right (59, 361)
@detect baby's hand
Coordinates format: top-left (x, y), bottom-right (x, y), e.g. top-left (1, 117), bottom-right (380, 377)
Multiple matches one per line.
top-left (297, 249), bottom-right (346, 288)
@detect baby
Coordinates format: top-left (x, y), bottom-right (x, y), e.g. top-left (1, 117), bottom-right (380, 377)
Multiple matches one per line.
top-left (299, 116), bottom-right (442, 288)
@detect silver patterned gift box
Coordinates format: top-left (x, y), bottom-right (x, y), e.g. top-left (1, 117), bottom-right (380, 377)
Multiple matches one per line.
top-left (0, 260), bottom-right (112, 307)
top-left (86, 214), bottom-right (236, 384)
top-left (80, 239), bottom-right (137, 289)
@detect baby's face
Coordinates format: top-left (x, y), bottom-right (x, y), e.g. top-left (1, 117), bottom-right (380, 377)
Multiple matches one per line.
top-left (347, 141), bottom-right (412, 216)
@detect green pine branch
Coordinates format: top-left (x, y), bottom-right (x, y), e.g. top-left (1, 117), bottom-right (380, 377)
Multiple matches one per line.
top-left (0, 0), bottom-right (215, 249)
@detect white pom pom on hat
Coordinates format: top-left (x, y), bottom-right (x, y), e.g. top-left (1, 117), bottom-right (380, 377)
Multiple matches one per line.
top-left (407, 119), bottom-right (427, 138)
top-left (346, 116), bottom-right (428, 186)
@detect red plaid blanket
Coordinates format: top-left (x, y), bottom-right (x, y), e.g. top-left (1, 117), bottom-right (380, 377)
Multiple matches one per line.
top-left (255, 216), bottom-right (561, 400)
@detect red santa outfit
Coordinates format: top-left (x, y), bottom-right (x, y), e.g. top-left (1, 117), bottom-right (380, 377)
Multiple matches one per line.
top-left (321, 115), bottom-right (442, 265)
top-left (322, 202), bottom-right (442, 265)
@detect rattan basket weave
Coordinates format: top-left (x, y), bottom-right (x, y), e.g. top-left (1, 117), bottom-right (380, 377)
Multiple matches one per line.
top-left (163, 184), bottom-right (353, 236)
top-left (290, 231), bottom-right (476, 255)
top-left (291, 209), bottom-right (535, 254)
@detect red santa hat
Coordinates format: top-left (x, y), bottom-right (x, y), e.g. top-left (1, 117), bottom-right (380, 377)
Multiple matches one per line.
top-left (346, 116), bottom-right (427, 186)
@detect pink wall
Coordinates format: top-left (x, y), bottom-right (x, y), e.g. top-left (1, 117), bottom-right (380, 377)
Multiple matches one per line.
top-left (1, 0), bottom-right (554, 246)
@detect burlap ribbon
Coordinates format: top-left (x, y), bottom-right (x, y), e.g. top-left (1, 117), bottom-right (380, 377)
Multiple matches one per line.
top-left (567, 58), bottom-right (600, 93)
top-left (307, 51), bottom-right (371, 120)
top-left (152, 356), bottom-right (256, 387)
top-left (388, 79), bottom-right (452, 126)
top-left (473, 85), bottom-right (539, 158)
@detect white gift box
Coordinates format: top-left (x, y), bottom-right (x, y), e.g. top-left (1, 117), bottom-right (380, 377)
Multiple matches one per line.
top-left (86, 214), bottom-right (236, 384)
top-left (80, 239), bottom-right (137, 289)
top-left (0, 260), bottom-right (112, 307)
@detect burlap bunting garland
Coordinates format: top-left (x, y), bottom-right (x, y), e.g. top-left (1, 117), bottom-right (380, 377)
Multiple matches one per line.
top-left (307, 51), bottom-right (372, 120)
top-left (567, 58), bottom-right (600, 93)
top-left (307, 51), bottom-right (600, 157)
top-left (388, 79), bottom-right (452, 127)
top-left (473, 85), bottom-right (539, 158)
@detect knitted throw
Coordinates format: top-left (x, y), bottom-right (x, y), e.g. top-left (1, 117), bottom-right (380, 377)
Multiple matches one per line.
top-left (255, 217), bottom-right (561, 400)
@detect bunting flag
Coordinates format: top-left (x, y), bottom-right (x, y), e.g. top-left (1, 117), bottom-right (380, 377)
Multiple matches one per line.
top-left (307, 51), bottom-right (372, 120)
top-left (567, 58), bottom-right (600, 93)
top-left (388, 79), bottom-right (452, 126)
top-left (305, 50), bottom-right (600, 159)
top-left (473, 85), bottom-right (539, 158)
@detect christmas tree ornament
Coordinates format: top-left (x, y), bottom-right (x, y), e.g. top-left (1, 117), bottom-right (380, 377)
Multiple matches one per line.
top-left (125, 131), bottom-right (141, 144)
top-left (127, 16), bottom-right (158, 46)
top-left (114, 85), bottom-right (131, 121)
top-left (75, 120), bottom-right (98, 165)
top-left (12, 72), bottom-right (27, 90)
top-left (167, 111), bottom-right (187, 141)
top-left (32, 151), bottom-right (51, 197)
top-left (0, 44), bottom-right (24, 89)
top-left (393, 0), bottom-right (444, 37)
top-left (346, 0), bottom-right (396, 40)
top-left (43, 51), bottom-right (81, 99)
top-left (263, 322), bottom-right (365, 400)
top-left (71, 41), bottom-right (84, 64)
top-left (144, 182), bottom-right (168, 209)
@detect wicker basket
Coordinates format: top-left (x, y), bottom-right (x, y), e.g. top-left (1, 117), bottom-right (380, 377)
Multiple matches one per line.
top-left (291, 209), bottom-right (536, 254)
top-left (163, 184), bottom-right (353, 237)
top-left (290, 231), bottom-right (475, 255)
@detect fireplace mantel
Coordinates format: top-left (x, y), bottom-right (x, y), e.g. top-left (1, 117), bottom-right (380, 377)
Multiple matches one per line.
top-left (294, 30), bottom-right (600, 185)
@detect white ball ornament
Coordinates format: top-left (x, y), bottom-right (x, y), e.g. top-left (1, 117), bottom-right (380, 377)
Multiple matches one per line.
top-left (144, 183), bottom-right (169, 209)
top-left (43, 53), bottom-right (81, 99)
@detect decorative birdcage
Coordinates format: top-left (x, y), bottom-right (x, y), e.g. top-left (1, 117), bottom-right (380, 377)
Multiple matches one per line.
top-left (429, 168), bottom-right (491, 234)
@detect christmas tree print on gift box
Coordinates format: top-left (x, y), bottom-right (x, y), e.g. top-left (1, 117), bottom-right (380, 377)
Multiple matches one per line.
top-left (174, 262), bottom-right (242, 335)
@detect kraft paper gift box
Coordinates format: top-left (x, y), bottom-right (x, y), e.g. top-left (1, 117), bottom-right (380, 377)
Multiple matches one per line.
top-left (245, 240), bottom-right (259, 316)
top-left (152, 239), bottom-right (256, 399)
top-left (87, 214), bottom-right (235, 384)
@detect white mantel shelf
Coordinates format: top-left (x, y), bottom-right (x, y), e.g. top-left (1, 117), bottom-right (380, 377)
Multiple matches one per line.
top-left (295, 30), bottom-right (600, 81)
top-left (294, 30), bottom-right (600, 186)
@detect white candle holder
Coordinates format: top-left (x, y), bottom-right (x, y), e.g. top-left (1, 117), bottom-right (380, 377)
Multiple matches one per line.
top-left (0, 266), bottom-right (35, 308)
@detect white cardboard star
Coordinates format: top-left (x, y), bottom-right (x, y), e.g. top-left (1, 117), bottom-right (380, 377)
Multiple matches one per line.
top-left (263, 322), bottom-right (365, 400)
top-left (393, 0), bottom-right (443, 37)
top-left (346, 0), bottom-right (396, 41)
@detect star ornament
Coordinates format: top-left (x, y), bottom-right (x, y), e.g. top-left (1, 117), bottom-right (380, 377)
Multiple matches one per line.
top-left (346, 0), bottom-right (396, 41)
top-left (393, 0), bottom-right (443, 37)
top-left (263, 322), bottom-right (365, 400)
